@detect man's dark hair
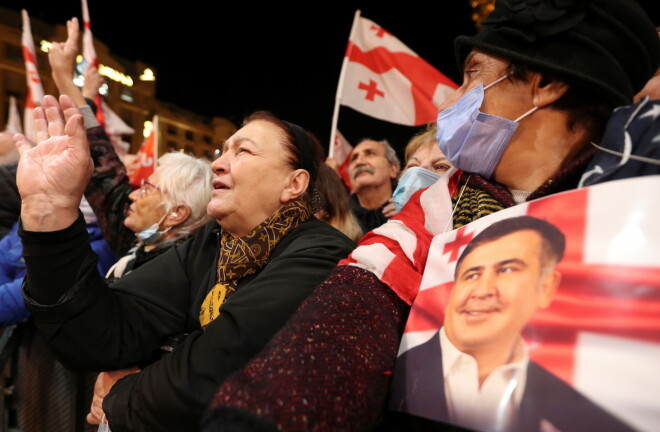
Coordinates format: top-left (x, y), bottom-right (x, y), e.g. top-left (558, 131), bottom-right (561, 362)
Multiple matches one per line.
top-left (455, 216), bottom-right (566, 276)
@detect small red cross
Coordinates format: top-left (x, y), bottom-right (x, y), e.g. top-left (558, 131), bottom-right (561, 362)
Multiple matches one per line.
top-left (358, 80), bottom-right (385, 101)
top-left (442, 226), bottom-right (474, 263)
top-left (370, 24), bottom-right (389, 38)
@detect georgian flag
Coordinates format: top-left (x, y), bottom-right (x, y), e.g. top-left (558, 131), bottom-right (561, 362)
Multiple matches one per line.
top-left (339, 14), bottom-right (457, 127)
top-left (127, 115), bottom-right (158, 188)
top-left (81, 0), bottom-right (105, 128)
top-left (21, 9), bottom-right (44, 144)
top-left (376, 176), bottom-right (660, 432)
top-left (332, 129), bottom-right (353, 188)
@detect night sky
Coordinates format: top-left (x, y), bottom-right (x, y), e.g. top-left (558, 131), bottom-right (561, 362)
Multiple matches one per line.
top-left (3, 1), bottom-right (659, 156)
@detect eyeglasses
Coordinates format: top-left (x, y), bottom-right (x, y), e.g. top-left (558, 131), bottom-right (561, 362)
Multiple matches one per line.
top-left (139, 179), bottom-right (161, 197)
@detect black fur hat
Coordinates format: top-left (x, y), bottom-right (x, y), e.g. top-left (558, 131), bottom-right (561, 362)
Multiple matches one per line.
top-left (455, 0), bottom-right (660, 105)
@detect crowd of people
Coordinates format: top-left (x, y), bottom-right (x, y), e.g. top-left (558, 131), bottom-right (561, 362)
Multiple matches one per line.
top-left (1, 0), bottom-right (660, 431)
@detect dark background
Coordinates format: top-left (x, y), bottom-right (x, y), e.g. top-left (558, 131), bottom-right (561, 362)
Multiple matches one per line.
top-left (2, 1), bottom-right (659, 157)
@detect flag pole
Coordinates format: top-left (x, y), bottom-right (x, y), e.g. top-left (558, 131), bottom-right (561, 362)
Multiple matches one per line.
top-left (329, 9), bottom-right (361, 159)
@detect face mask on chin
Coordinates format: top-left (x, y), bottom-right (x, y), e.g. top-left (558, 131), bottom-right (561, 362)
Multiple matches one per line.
top-left (135, 211), bottom-right (172, 246)
top-left (436, 74), bottom-right (538, 179)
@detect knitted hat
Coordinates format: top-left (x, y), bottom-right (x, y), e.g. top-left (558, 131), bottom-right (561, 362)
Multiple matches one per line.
top-left (455, 0), bottom-right (660, 106)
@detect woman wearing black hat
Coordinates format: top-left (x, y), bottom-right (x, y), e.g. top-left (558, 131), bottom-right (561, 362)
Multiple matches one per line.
top-left (201, 0), bottom-right (660, 431)
top-left (13, 96), bottom-right (355, 431)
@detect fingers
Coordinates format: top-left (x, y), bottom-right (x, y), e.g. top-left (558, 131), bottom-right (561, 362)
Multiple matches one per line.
top-left (13, 133), bottom-right (31, 157)
top-left (86, 411), bottom-right (102, 425)
top-left (66, 17), bottom-right (79, 47)
top-left (60, 94), bottom-right (82, 121)
top-left (43, 95), bottom-right (66, 138)
top-left (33, 106), bottom-right (50, 144)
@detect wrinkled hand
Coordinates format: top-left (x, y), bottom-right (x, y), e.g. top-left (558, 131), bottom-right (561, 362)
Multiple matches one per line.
top-left (15, 94), bottom-right (94, 231)
top-left (49, 18), bottom-right (79, 92)
top-left (382, 198), bottom-right (398, 218)
top-left (82, 67), bottom-right (104, 100)
top-left (86, 367), bottom-right (141, 425)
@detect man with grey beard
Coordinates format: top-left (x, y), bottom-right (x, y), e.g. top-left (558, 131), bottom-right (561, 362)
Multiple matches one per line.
top-left (347, 138), bottom-right (400, 234)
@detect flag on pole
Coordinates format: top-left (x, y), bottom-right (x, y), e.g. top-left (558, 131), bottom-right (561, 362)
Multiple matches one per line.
top-left (329, 10), bottom-right (459, 163)
top-left (5, 96), bottom-right (23, 134)
top-left (81, 0), bottom-right (105, 128)
top-left (332, 129), bottom-right (354, 189)
top-left (102, 100), bottom-right (135, 162)
top-left (21, 9), bottom-right (45, 143)
top-left (127, 115), bottom-right (158, 187)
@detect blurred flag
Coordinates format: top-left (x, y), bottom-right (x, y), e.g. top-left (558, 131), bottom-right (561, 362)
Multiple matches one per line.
top-left (102, 100), bottom-right (134, 161)
top-left (21, 9), bottom-right (44, 143)
top-left (5, 96), bottom-right (23, 134)
top-left (81, 0), bottom-right (105, 128)
top-left (329, 10), bottom-right (458, 158)
top-left (332, 129), bottom-right (354, 188)
top-left (127, 115), bottom-right (158, 187)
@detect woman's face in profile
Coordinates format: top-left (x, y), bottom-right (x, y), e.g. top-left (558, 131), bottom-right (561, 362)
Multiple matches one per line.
top-left (124, 172), bottom-right (167, 233)
top-left (208, 120), bottom-right (298, 237)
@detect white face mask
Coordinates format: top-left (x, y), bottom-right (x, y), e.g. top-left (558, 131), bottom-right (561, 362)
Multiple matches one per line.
top-left (135, 211), bottom-right (172, 245)
top-left (392, 167), bottom-right (442, 212)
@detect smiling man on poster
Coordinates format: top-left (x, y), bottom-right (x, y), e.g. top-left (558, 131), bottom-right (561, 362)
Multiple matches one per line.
top-left (389, 216), bottom-right (635, 432)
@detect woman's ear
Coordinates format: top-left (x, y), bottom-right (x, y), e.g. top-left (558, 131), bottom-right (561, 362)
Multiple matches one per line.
top-left (531, 73), bottom-right (570, 108)
top-left (164, 205), bottom-right (191, 227)
top-left (281, 169), bottom-right (310, 203)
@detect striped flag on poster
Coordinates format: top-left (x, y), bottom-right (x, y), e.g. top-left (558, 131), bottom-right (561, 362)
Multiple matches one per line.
top-left (127, 115), bottom-right (158, 188)
top-left (371, 176), bottom-right (660, 432)
top-left (329, 10), bottom-right (458, 165)
top-left (21, 9), bottom-right (45, 143)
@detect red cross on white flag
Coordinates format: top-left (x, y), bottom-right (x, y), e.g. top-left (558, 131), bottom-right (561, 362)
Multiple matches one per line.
top-left (21, 9), bottom-right (45, 144)
top-left (335, 11), bottom-right (457, 128)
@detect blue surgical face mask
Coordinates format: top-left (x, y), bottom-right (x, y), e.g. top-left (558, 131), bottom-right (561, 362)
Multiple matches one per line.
top-left (436, 75), bottom-right (537, 179)
top-left (392, 166), bottom-right (441, 212)
top-left (135, 211), bottom-right (172, 245)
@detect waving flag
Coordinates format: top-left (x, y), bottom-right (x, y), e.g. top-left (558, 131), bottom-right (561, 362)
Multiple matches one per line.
top-left (332, 129), bottom-right (354, 188)
top-left (389, 176), bottom-right (660, 432)
top-left (81, 0), bottom-right (105, 128)
top-left (21, 9), bottom-right (44, 143)
top-left (127, 115), bottom-right (158, 187)
top-left (102, 100), bottom-right (134, 161)
top-left (5, 96), bottom-right (22, 134)
top-left (329, 10), bottom-right (458, 157)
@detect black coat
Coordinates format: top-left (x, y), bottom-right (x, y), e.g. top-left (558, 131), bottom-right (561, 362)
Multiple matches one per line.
top-left (21, 215), bottom-right (355, 431)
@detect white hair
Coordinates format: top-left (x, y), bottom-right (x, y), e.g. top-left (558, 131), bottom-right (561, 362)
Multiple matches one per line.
top-left (155, 152), bottom-right (213, 236)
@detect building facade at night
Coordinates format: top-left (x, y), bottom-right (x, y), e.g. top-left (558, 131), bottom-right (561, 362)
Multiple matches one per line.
top-left (0, 6), bottom-right (236, 161)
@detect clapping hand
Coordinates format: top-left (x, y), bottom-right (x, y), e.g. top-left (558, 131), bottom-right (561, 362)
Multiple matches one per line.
top-left (15, 94), bottom-right (94, 231)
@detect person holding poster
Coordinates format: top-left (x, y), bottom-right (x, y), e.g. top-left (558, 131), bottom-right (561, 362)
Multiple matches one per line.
top-left (203, 1), bottom-right (660, 430)
top-left (389, 216), bottom-right (634, 432)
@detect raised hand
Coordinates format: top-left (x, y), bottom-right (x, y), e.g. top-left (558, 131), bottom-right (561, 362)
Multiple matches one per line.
top-left (49, 17), bottom-right (86, 106)
top-left (82, 66), bottom-right (104, 100)
top-left (16, 94), bottom-right (94, 231)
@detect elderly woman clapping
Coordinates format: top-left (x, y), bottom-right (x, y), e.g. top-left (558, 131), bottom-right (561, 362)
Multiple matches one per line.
top-left (14, 96), bottom-right (355, 431)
